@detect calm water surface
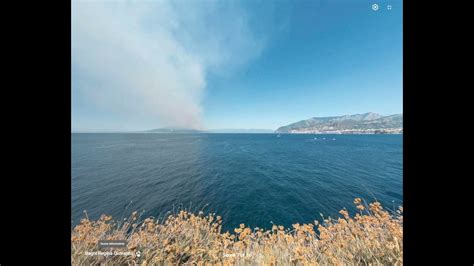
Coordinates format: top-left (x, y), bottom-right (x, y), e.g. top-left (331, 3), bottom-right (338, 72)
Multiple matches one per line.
top-left (72, 133), bottom-right (402, 231)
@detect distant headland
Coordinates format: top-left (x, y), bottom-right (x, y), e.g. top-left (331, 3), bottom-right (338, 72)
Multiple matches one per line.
top-left (107, 112), bottom-right (403, 135)
top-left (141, 128), bottom-right (274, 134)
top-left (275, 112), bottom-right (402, 134)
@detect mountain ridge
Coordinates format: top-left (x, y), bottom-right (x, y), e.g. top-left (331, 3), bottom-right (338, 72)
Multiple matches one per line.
top-left (141, 128), bottom-right (274, 134)
top-left (276, 113), bottom-right (402, 134)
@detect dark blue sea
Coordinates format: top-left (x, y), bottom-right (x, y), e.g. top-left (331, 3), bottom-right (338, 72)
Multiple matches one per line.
top-left (72, 133), bottom-right (402, 232)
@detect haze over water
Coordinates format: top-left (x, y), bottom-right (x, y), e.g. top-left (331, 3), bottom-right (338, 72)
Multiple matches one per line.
top-left (72, 133), bottom-right (402, 232)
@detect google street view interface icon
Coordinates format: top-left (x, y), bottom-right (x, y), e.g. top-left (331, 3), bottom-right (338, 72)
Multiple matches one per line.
top-left (71, 0), bottom-right (403, 264)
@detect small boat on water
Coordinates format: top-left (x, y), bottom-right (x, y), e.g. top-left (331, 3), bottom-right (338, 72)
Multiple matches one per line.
top-left (322, 137), bottom-right (326, 140)
top-left (332, 138), bottom-right (336, 141)
top-left (277, 134), bottom-right (281, 137)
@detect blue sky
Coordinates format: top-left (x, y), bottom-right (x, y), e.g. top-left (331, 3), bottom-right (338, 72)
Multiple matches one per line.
top-left (72, 0), bottom-right (402, 132)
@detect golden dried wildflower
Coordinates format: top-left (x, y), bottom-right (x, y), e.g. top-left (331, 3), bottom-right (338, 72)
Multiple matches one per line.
top-left (339, 209), bottom-right (349, 219)
top-left (71, 199), bottom-right (402, 265)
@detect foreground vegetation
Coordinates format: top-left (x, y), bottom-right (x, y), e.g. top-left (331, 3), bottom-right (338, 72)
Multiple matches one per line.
top-left (72, 199), bottom-right (403, 265)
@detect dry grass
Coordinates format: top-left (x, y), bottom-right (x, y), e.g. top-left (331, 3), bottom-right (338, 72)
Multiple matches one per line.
top-left (71, 198), bottom-right (403, 265)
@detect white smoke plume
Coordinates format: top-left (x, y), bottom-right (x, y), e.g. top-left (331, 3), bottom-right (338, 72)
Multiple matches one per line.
top-left (72, 0), bottom-right (264, 131)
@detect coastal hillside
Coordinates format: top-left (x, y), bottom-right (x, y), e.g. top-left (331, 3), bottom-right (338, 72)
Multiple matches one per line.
top-left (276, 112), bottom-right (402, 134)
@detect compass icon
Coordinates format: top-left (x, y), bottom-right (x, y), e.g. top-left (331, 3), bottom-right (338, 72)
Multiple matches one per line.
top-left (372, 3), bottom-right (379, 11)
